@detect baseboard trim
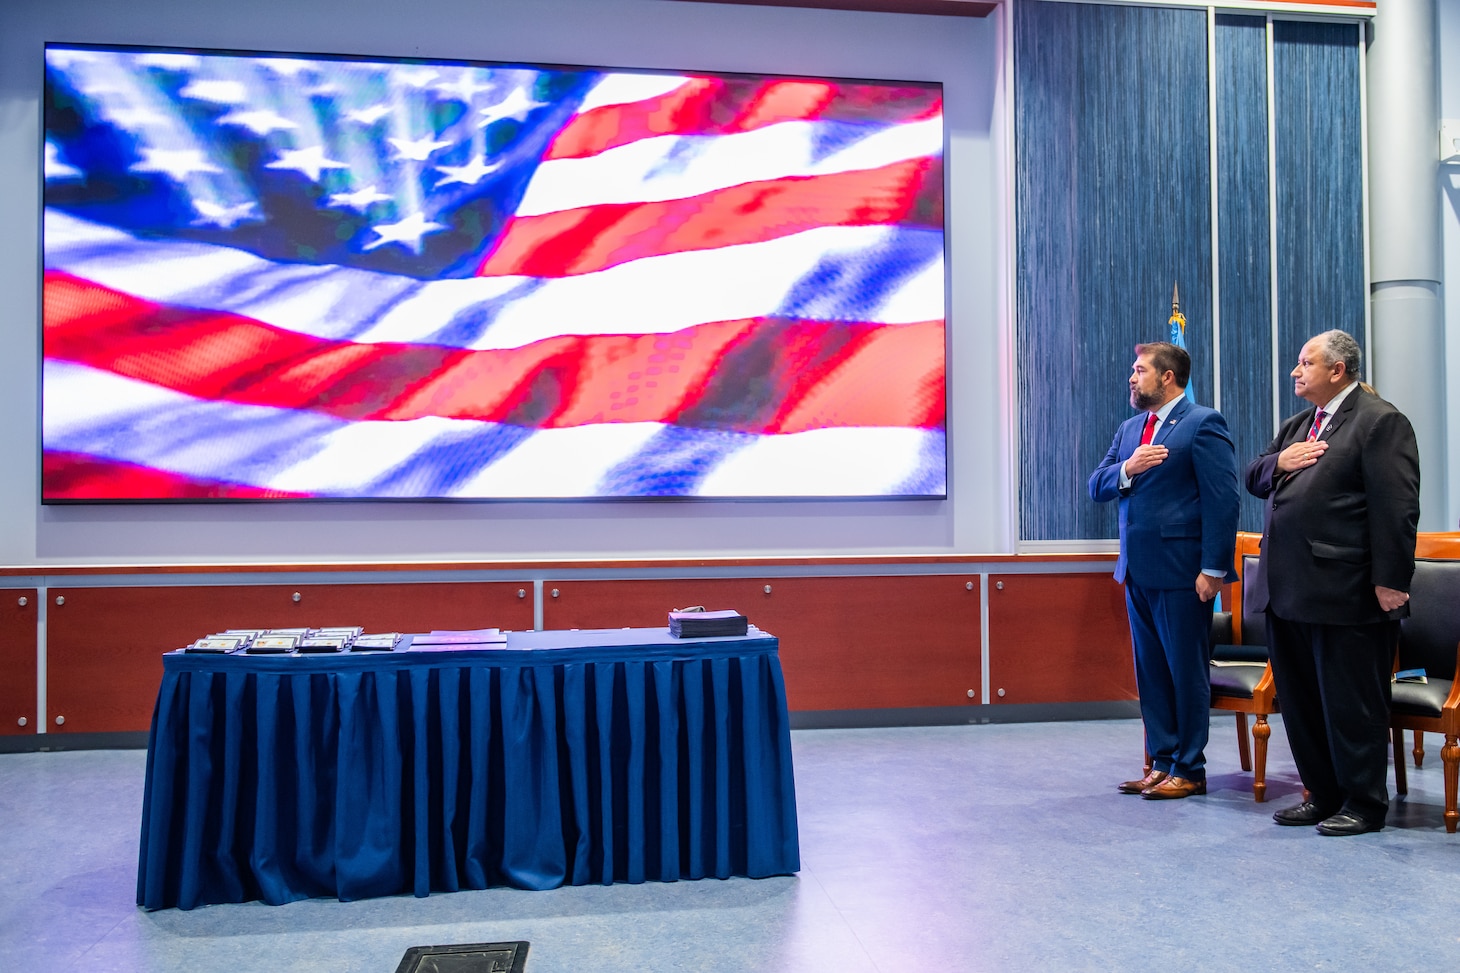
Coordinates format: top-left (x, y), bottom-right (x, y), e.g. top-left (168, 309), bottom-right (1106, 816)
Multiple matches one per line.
top-left (0, 731), bottom-right (149, 753)
top-left (790, 700), bottom-right (1142, 729)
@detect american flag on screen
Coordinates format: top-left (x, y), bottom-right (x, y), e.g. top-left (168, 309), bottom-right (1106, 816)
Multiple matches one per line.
top-left (41, 46), bottom-right (946, 500)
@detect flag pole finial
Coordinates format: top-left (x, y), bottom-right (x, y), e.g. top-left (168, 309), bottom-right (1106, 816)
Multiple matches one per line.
top-left (1168, 281), bottom-right (1186, 344)
top-left (1168, 280), bottom-right (1191, 397)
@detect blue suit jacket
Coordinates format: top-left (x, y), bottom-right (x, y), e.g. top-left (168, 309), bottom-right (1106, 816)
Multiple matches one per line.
top-left (1088, 397), bottom-right (1240, 589)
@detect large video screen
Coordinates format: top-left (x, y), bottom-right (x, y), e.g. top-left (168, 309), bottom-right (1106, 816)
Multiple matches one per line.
top-left (42, 44), bottom-right (946, 501)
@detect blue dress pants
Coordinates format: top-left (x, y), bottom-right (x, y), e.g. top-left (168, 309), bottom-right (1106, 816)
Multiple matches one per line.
top-left (1125, 582), bottom-right (1214, 781)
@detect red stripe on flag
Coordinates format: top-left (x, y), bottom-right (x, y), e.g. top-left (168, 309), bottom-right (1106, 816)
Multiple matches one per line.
top-left (477, 157), bottom-right (942, 279)
top-left (772, 320), bottom-right (946, 433)
top-left (547, 78), bottom-right (943, 161)
top-left (43, 450), bottom-right (314, 500)
top-left (44, 272), bottom-right (944, 432)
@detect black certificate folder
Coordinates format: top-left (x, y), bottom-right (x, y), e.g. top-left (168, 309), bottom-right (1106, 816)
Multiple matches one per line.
top-left (668, 609), bottom-right (748, 638)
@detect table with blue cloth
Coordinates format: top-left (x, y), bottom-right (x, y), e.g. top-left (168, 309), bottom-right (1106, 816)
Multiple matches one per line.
top-left (136, 627), bottom-right (800, 911)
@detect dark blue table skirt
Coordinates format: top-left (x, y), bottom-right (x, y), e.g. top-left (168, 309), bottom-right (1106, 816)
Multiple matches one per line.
top-left (137, 628), bottom-right (799, 910)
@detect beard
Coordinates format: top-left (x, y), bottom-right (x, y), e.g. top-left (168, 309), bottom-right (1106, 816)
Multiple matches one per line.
top-left (1130, 383), bottom-right (1165, 411)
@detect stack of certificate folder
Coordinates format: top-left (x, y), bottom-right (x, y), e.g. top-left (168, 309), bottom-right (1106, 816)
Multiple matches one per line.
top-left (182, 627), bottom-right (399, 654)
top-left (409, 629), bottom-right (507, 651)
top-left (668, 609), bottom-right (748, 638)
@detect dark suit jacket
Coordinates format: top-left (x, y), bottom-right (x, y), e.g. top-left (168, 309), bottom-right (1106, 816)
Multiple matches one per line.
top-left (1244, 386), bottom-right (1420, 626)
top-left (1089, 397), bottom-right (1240, 590)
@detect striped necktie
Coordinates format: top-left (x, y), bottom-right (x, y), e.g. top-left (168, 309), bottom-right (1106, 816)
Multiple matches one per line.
top-left (1306, 408), bottom-right (1327, 442)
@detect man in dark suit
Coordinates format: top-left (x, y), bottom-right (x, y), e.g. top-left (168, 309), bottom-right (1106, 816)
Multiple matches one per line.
top-left (1090, 342), bottom-right (1240, 800)
top-left (1245, 329), bottom-right (1420, 836)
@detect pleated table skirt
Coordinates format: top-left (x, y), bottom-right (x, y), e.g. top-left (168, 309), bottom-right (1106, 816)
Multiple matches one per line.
top-left (137, 628), bottom-right (800, 910)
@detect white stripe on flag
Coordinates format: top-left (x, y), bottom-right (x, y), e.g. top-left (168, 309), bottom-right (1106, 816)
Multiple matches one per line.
top-left (451, 422), bottom-right (667, 498)
top-left (698, 425), bottom-right (940, 497)
top-left (574, 74), bottom-right (691, 114)
top-left (515, 116), bottom-right (945, 217)
top-left (46, 210), bottom-right (942, 350)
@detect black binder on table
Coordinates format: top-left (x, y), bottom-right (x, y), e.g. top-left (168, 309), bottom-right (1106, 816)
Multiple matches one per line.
top-left (668, 609), bottom-right (748, 638)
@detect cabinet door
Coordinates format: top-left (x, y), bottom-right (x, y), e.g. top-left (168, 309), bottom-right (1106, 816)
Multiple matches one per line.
top-left (0, 590), bottom-right (38, 736)
top-left (543, 576), bottom-right (981, 711)
top-left (46, 581), bottom-right (534, 734)
top-left (986, 573), bottom-right (1135, 704)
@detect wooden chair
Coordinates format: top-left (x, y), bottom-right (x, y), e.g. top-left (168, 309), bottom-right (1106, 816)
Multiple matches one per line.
top-left (1389, 533), bottom-right (1460, 833)
top-left (1207, 532), bottom-right (1278, 802)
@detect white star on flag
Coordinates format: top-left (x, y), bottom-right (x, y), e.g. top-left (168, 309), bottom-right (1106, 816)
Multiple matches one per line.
top-left (328, 184), bottom-right (393, 212)
top-left (45, 142), bottom-right (83, 180)
top-left (363, 211), bottom-right (448, 252)
top-left (477, 87), bottom-right (544, 128)
top-left (388, 135), bottom-right (454, 162)
top-left (107, 106), bottom-right (169, 129)
top-left (266, 145), bottom-right (348, 182)
top-left (193, 199), bottom-right (258, 228)
top-left (135, 53), bottom-right (201, 71)
top-left (435, 155), bottom-right (500, 187)
top-left (45, 49), bottom-right (98, 69)
top-left (394, 67), bottom-right (440, 89)
top-left (179, 79), bottom-right (250, 105)
top-left (436, 70), bottom-right (494, 104)
top-left (130, 147), bottom-right (224, 181)
top-left (217, 109), bottom-right (299, 136)
top-left (346, 104), bottom-right (392, 125)
top-left (258, 58), bottom-right (312, 78)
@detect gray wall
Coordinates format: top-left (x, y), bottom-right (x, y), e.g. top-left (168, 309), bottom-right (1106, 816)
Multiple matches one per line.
top-left (0, 0), bottom-right (1007, 566)
top-left (1439, 0), bottom-right (1460, 530)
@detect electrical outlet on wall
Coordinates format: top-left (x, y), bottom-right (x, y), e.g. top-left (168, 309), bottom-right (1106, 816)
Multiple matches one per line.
top-left (1440, 119), bottom-right (1460, 163)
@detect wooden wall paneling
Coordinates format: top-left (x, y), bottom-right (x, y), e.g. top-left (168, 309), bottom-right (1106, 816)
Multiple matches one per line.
top-left (986, 573), bottom-right (1135, 705)
top-left (542, 575), bottom-right (981, 711)
top-left (0, 589), bottom-right (38, 736)
top-left (46, 581), bottom-right (534, 734)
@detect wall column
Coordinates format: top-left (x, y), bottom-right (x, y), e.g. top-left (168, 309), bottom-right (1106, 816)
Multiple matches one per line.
top-left (1367, 0), bottom-right (1447, 530)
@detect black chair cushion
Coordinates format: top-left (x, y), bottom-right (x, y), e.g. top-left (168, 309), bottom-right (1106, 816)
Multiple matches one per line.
top-left (1391, 676), bottom-right (1454, 721)
top-left (1398, 559), bottom-right (1460, 677)
top-left (1210, 662), bottom-right (1268, 700)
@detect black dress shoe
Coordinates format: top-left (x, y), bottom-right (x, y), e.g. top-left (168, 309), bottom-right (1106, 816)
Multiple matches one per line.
top-left (1316, 811), bottom-right (1383, 836)
top-left (1272, 802), bottom-right (1336, 827)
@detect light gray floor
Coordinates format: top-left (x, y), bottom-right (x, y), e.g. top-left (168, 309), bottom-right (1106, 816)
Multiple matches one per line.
top-left (1, 716), bottom-right (1455, 973)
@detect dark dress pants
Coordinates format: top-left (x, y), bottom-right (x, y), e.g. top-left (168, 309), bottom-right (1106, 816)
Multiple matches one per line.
top-left (1126, 582), bottom-right (1213, 781)
top-left (1265, 613), bottom-right (1396, 824)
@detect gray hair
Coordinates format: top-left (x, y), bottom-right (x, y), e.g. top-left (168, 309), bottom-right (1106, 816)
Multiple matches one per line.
top-left (1314, 329), bottom-right (1362, 380)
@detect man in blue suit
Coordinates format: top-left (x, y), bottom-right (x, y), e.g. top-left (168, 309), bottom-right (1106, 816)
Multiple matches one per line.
top-left (1090, 342), bottom-right (1240, 799)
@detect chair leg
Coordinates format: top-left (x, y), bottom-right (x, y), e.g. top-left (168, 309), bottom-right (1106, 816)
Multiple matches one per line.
top-left (1252, 714), bottom-right (1270, 803)
top-left (1393, 726), bottom-right (1408, 797)
top-left (1443, 734), bottom-right (1459, 835)
top-left (1143, 751), bottom-right (1151, 777)
top-left (1413, 730), bottom-right (1425, 768)
top-left (1235, 713), bottom-right (1252, 772)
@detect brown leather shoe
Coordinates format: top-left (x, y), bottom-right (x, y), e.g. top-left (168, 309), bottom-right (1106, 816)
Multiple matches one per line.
top-left (1117, 769), bottom-right (1168, 794)
top-left (1141, 776), bottom-right (1207, 800)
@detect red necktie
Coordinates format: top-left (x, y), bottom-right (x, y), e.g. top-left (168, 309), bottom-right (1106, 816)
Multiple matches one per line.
top-left (1141, 412), bottom-right (1159, 446)
top-left (1306, 408), bottom-right (1327, 442)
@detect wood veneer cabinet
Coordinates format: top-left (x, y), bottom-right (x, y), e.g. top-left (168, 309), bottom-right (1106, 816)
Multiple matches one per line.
top-left (0, 590), bottom-right (38, 736)
top-left (542, 575), bottom-right (982, 711)
top-left (986, 573), bottom-right (1135, 705)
